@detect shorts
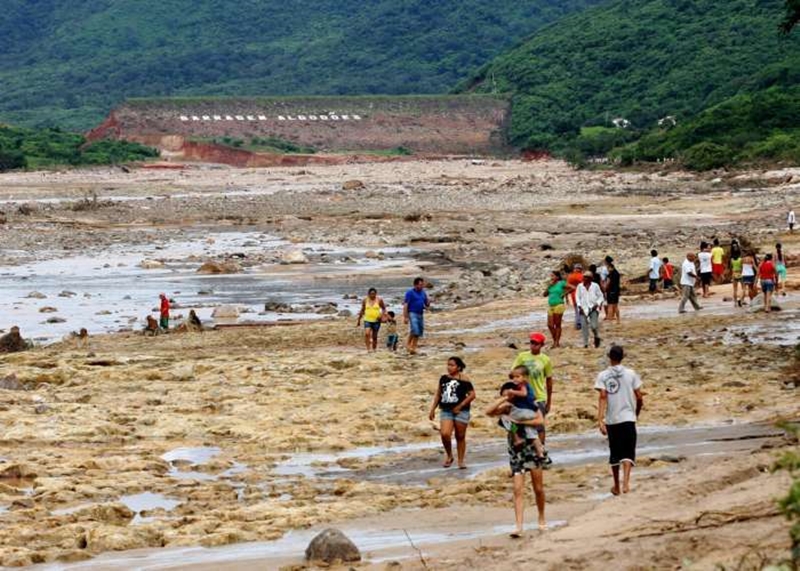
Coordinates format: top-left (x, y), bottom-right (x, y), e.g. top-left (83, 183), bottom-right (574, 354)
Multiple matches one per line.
top-left (777, 264), bottom-right (787, 280)
top-left (409, 312), bottom-right (424, 337)
top-left (712, 263), bottom-right (724, 277)
top-left (648, 278), bottom-right (659, 292)
top-left (663, 279), bottom-right (674, 289)
top-left (700, 272), bottom-right (712, 286)
top-left (606, 421), bottom-right (637, 466)
top-left (440, 408), bottom-right (470, 424)
top-left (386, 333), bottom-right (399, 348)
top-left (742, 275), bottom-right (755, 285)
top-left (534, 401), bottom-right (547, 433)
top-left (761, 279), bottom-right (775, 293)
top-left (364, 321), bottom-right (381, 332)
top-left (507, 434), bottom-right (543, 474)
top-left (731, 272), bottom-right (742, 282)
top-left (606, 291), bottom-right (620, 305)
top-left (547, 304), bottom-right (565, 316)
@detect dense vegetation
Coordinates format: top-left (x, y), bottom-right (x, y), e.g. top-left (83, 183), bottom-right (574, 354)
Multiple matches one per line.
top-left (612, 86), bottom-right (800, 170)
top-left (462, 0), bottom-right (800, 158)
top-left (0, 0), bottom-right (602, 130)
top-left (0, 125), bottom-right (158, 171)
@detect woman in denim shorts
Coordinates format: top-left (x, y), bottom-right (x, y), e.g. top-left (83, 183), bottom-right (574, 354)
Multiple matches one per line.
top-left (428, 357), bottom-right (475, 469)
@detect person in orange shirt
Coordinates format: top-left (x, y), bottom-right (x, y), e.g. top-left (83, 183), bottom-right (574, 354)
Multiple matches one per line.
top-left (566, 264), bottom-right (584, 330)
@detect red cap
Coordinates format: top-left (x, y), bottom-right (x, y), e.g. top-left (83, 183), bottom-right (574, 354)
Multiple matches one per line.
top-left (529, 332), bottom-right (546, 344)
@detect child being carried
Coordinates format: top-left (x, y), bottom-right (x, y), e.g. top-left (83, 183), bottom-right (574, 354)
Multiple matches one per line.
top-left (494, 366), bottom-right (546, 460)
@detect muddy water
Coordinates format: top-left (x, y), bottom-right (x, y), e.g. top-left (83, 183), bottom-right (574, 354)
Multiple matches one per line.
top-left (274, 422), bottom-right (784, 485)
top-left (40, 422), bottom-right (783, 571)
top-left (0, 230), bottom-right (420, 343)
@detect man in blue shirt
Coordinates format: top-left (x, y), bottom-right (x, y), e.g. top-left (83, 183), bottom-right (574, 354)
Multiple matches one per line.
top-left (403, 277), bottom-right (430, 355)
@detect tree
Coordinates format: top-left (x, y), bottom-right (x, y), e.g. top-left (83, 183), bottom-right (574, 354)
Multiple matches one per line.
top-left (781, 0), bottom-right (800, 33)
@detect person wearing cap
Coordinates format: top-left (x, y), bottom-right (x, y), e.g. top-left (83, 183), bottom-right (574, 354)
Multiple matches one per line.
top-left (575, 271), bottom-right (604, 348)
top-left (511, 332), bottom-right (553, 448)
top-left (159, 293), bottom-right (170, 330)
top-left (566, 264), bottom-right (584, 330)
top-left (595, 345), bottom-right (643, 495)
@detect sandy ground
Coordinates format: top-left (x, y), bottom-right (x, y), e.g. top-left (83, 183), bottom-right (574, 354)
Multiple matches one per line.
top-left (0, 159), bottom-right (798, 568)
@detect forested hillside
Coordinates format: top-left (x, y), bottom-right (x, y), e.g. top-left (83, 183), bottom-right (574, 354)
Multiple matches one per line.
top-left (0, 0), bottom-right (602, 130)
top-left (462, 0), bottom-right (800, 153)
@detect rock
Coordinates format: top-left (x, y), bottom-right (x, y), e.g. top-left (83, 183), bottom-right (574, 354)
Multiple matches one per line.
top-left (197, 260), bottom-right (242, 274)
top-left (305, 528), bottom-right (361, 564)
top-left (170, 365), bottom-right (195, 382)
top-left (26, 291), bottom-right (47, 299)
top-left (0, 211), bottom-right (6, 224)
top-left (38, 306), bottom-right (58, 313)
top-left (364, 250), bottom-right (379, 259)
top-left (58, 290), bottom-right (77, 298)
top-left (0, 374), bottom-right (28, 391)
top-left (138, 259), bottom-right (165, 269)
top-left (0, 463), bottom-right (36, 479)
top-left (337, 309), bottom-right (353, 317)
top-left (722, 380), bottom-right (746, 388)
top-left (0, 328), bottom-right (28, 353)
top-left (280, 250), bottom-right (309, 264)
top-left (342, 180), bottom-right (365, 191)
top-left (315, 303), bottom-right (339, 315)
top-left (264, 301), bottom-right (293, 313)
top-left (34, 404), bottom-right (50, 414)
top-left (212, 305), bottom-right (240, 319)
top-left (655, 455), bottom-right (686, 463)
top-left (45, 317), bottom-right (67, 324)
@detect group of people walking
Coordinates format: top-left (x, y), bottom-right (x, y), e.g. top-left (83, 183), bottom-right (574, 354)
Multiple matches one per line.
top-left (355, 277), bottom-right (429, 354)
top-left (429, 335), bottom-right (643, 536)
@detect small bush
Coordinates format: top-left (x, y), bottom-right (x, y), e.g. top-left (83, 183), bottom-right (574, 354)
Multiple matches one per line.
top-left (681, 142), bottom-right (733, 171)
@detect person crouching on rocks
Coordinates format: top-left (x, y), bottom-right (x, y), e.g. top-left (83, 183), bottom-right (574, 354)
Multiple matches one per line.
top-left (595, 345), bottom-right (644, 496)
top-left (428, 356), bottom-right (475, 469)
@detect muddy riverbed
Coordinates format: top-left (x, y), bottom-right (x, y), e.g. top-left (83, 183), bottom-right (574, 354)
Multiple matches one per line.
top-left (0, 159), bottom-right (798, 569)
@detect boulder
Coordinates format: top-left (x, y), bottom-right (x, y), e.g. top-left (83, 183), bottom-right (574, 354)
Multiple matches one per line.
top-left (45, 317), bottom-right (67, 324)
top-left (39, 307), bottom-right (58, 313)
top-left (138, 259), bottom-right (165, 269)
top-left (305, 528), bottom-right (361, 563)
top-left (196, 260), bottom-right (242, 274)
top-left (264, 301), bottom-right (293, 313)
top-left (26, 291), bottom-right (47, 299)
top-left (212, 305), bottom-right (240, 319)
top-left (0, 374), bottom-right (28, 391)
top-left (342, 180), bottom-right (365, 191)
top-left (280, 250), bottom-right (309, 264)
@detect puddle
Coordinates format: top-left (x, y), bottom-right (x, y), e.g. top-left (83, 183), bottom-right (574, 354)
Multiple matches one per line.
top-left (121, 492), bottom-right (181, 525)
top-left (161, 447), bottom-right (221, 481)
top-left (0, 230), bottom-right (420, 343)
top-left (273, 422), bottom-right (783, 485)
top-left (43, 517), bottom-right (567, 570)
top-left (722, 310), bottom-right (800, 346)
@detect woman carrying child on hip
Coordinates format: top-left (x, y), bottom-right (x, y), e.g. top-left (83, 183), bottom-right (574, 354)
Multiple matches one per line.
top-left (428, 357), bottom-right (475, 469)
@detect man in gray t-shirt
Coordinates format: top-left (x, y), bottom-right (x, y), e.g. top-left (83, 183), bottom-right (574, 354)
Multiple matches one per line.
top-left (594, 345), bottom-right (643, 495)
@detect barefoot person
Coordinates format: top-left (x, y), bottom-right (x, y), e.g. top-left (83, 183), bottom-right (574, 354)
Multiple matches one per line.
top-left (544, 270), bottom-right (571, 348)
top-left (648, 249), bottom-right (662, 293)
top-left (698, 242), bottom-right (713, 298)
top-left (711, 238), bottom-right (725, 284)
top-left (758, 253), bottom-right (777, 313)
top-left (775, 243), bottom-right (787, 297)
top-left (403, 277), bottom-right (430, 355)
top-left (595, 345), bottom-right (643, 495)
top-left (428, 357), bottom-right (475, 469)
top-left (605, 258), bottom-right (621, 323)
top-left (566, 263), bottom-right (584, 330)
top-left (486, 394), bottom-right (546, 536)
top-left (356, 287), bottom-right (386, 352)
top-left (730, 240), bottom-right (743, 307)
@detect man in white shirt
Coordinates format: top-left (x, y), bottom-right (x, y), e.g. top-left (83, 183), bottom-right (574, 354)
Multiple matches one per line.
top-left (789, 209), bottom-right (796, 233)
top-left (648, 249), bottom-right (662, 293)
top-left (575, 271), bottom-right (605, 348)
top-left (697, 242), bottom-right (713, 298)
top-left (678, 252), bottom-right (702, 313)
top-left (595, 345), bottom-right (643, 495)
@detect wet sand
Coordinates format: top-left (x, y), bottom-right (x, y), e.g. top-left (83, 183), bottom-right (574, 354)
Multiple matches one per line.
top-left (0, 159), bottom-right (798, 568)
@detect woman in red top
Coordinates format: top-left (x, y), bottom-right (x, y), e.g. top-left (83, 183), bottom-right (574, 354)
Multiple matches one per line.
top-left (758, 254), bottom-right (777, 313)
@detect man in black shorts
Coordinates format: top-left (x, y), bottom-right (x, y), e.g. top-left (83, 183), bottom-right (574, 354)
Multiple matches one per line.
top-left (594, 345), bottom-right (643, 495)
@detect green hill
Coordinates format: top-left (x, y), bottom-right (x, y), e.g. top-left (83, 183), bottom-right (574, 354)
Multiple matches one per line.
top-left (0, 0), bottom-right (602, 130)
top-left (461, 0), bottom-right (800, 152)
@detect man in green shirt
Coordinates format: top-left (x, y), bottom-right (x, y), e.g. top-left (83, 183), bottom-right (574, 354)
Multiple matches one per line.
top-left (511, 331), bottom-right (554, 445)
